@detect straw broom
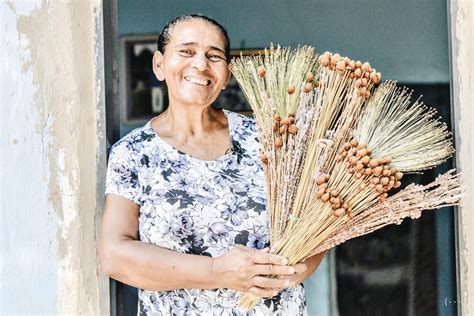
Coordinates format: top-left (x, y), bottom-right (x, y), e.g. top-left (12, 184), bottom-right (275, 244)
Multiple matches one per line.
top-left (230, 46), bottom-right (461, 309)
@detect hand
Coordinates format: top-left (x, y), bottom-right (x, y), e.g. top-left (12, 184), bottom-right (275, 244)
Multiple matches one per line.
top-left (276, 251), bottom-right (327, 290)
top-left (211, 245), bottom-right (296, 298)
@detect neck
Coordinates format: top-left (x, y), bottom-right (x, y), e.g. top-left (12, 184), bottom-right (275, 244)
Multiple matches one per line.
top-left (158, 103), bottom-right (224, 141)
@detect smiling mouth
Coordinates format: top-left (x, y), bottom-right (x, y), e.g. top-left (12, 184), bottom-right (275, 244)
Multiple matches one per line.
top-left (184, 76), bottom-right (211, 86)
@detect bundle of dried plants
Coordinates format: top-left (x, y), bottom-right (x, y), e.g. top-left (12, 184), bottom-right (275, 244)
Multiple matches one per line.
top-left (230, 46), bottom-right (462, 309)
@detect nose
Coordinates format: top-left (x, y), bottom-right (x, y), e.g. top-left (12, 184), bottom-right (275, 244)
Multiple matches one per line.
top-left (190, 53), bottom-right (209, 72)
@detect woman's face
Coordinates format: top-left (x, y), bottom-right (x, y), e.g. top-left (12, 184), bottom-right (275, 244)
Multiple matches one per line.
top-left (153, 19), bottom-right (230, 108)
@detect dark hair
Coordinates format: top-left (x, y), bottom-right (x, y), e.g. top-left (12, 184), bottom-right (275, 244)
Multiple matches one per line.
top-left (157, 14), bottom-right (231, 63)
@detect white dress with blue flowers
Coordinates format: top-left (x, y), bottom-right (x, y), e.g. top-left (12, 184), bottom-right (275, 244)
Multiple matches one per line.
top-left (106, 110), bottom-right (307, 315)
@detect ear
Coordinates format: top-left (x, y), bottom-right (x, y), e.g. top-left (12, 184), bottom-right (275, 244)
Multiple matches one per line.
top-left (152, 51), bottom-right (165, 81)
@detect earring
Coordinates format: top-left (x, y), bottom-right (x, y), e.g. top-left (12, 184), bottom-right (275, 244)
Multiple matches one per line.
top-left (222, 86), bottom-right (226, 90)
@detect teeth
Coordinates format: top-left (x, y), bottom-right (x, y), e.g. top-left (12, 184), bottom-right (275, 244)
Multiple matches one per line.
top-left (185, 76), bottom-right (209, 86)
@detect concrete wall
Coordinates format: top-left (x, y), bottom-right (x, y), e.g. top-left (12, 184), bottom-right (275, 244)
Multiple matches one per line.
top-left (0, 1), bottom-right (108, 314)
top-left (449, 0), bottom-right (474, 314)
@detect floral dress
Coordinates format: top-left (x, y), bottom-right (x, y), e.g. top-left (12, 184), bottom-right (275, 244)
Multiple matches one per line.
top-left (106, 110), bottom-right (307, 315)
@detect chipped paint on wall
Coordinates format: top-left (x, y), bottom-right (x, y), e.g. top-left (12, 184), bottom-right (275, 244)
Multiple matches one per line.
top-left (1, 0), bottom-right (108, 314)
top-left (451, 0), bottom-right (474, 314)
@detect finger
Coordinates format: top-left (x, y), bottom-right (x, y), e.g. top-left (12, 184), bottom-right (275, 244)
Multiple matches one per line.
top-left (253, 264), bottom-right (295, 276)
top-left (246, 286), bottom-right (280, 299)
top-left (293, 263), bottom-right (307, 274)
top-left (251, 276), bottom-right (290, 290)
top-left (253, 252), bottom-right (288, 265)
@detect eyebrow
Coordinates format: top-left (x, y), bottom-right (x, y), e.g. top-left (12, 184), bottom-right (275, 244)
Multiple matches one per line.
top-left (176, 42), bottom-right (226, 54)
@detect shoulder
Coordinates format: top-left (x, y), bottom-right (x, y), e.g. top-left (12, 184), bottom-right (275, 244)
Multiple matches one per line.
top-left (224, 109), bottom-right (258, 136)
top-left (109, 122), bottom-right (157, 161)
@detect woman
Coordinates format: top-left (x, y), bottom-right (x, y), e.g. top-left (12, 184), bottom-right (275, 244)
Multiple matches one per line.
top-left (100, 14), bottom-right (325, 315)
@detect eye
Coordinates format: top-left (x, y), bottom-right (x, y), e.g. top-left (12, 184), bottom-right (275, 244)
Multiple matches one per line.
top-left (178, 49), bottom-right (194, 57)
top-left (208, 54), bottom-right (225, 62)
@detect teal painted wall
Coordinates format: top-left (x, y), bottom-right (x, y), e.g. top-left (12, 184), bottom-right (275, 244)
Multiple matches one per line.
top-left (118, 0), bottom-right (449, 83)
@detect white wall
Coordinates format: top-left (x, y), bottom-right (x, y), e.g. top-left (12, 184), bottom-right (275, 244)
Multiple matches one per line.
top-left (450, 0), bottom-right (474, 314)
top-left (0, 1), bottom-right (108, 313)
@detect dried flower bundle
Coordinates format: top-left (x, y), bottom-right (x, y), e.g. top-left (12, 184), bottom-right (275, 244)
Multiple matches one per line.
top-left (230, 46), bottom-right (461, 309)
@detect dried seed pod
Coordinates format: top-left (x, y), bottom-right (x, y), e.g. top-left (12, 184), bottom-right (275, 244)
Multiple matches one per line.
top-left (347, 209), bottom-right (354, 219)
top-left (382, 169), bottom-right (391, 177)
top-left (355, 162), bottom-right (364, 171)
top-left (395, 172), bottom-right (404, 180)
top-left (356, 142), bottom-right (367, 149)
top-left (288, 112), bottom-right (295, 117)
top-left (304, 82), bottom-right (313, 93)
top-left (367, 148), bottom-right (373, 155)
top-left (336, 60), bottom-right (346, 72)
top-left (288, 124), bottom-right (298, 135)
top-left (257, 65), bottom-right (266, 77)
top-left (279, 125), bottom-right (288, 134)
top-left (361, 78), bottom-right (368, 87)
top-left (349, 60), bottom-right (355, 69)
top-left (355, 172), bottom-right (363, 179)
top-left (332, 203), bottom-right (341, 210)
top-left (364, 91), bottom-right (371, 98)
top-left (364, 71), bottom-right (370, 79)
top-left (354, 68), bottom-right (362, 78)
top-left (359, 183), bottom-right (367, 190)
top-left (330, 53), bottom-right (341, 66)
top-left (316, 176), bottom-right (327, 185)
top-left (370, 71), bottom-right (377, 82)
top-left (316, 190), bottom-right (324, 198)
top-left (357, 148), bottom-right (368, 158)
top-left (395, 181), bottom-right (402, 188)
top-left (355, 79), bottom-right (362, 87)
top-left (343, 142), bottom-right (351, 150)
top-left (306, 72), bottom-right (315, 82)
top-left (336, 155), bottom-right (343, 162)
top-left (320, 182), bottom-right (328, 189)
top-left (375, 184), bottom-right (384, 193)
top-left (358, 86), bottom-right (367, 95)
top-left (321, 193), bottom-right (330, 202)
top-left (349, 156), bottom-right (358, 165)
top-left (280, 117), bottom-right (292, 126)
top-left (355, 60), bottom-right (362, 68)
top-left (330, 197), bottom-right (337, 204)
top-left (319, 54), bottom-right (330, 66)
top-left (350, 139), bottom-right (359, 147)
top-left (341, 151), bottom-right (347, 158)
top-left (362, 62), bottom-right (371, 72)
top-left (369, 159), bottom-right (379, 168)
top-left (287, 85), bottom-right (296, 94)
top-left (384, 156), bottom-right (392, 164)
top-left (342, 202), bottom-right (349, 209)
top-left (333, 208), bottom-right (346, 217)
top-left (376, 72), bottom-right (382, 82)
top-left (259, 154), bottom-right (268, 165)
top-left (364, 168), bottom-right (373, 176)
top-left (325, 175), bottom-right (331, 181)
top-left (331, 189), bottom-right (340, 197)
top-left (380, 177), bottom-right (390, 185)
top-left (272, 122), bottom-right (278, 132)
top-left (378, 158), bottom-right (386, 165)
top-left (361, 156), bottom-right (371, 165)
top-left (388, 180), bottom-right (395, 187)
top-left (373, 166), bottom-right (383, 176)
top-left (371, 177), bottom-right (380, 185)
top-left (274, 114), bottom-right (281, 122)
top-left (275, 137), bottom-right (283, 148)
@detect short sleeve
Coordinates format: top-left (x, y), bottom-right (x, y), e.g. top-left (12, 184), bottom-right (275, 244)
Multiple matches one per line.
top-left (105, 145), bottom-right (142, 205)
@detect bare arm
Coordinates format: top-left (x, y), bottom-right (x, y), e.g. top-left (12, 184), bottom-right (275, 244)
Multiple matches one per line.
top-left (99, 194), bottom-right (296, 297)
